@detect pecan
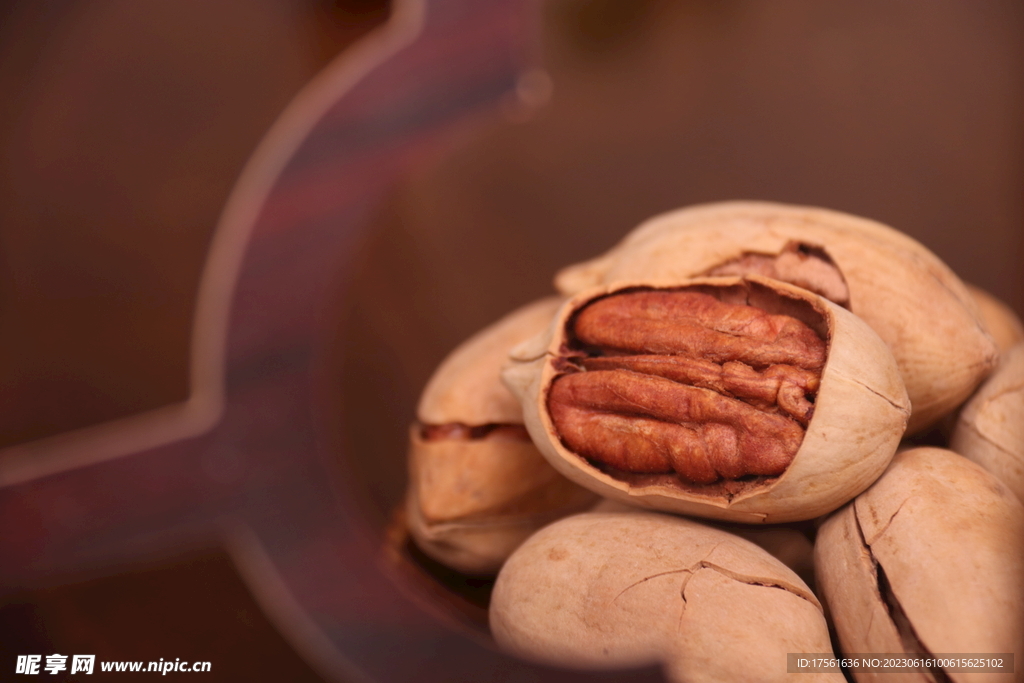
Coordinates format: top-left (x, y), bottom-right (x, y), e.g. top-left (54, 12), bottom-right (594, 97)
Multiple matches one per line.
top-left (547, 289), bottom-right (825, 485)
top-left (552, 201), bottom-right (998, 435)
top-left (815, 448), bottom-right (1024, 679)
top-left (407, 296), bottom-right (598, 574)
top-left (490, 511), bottom-right (841, 682)
top-left (579, 357), bottom-right (819, 423)
top-left (571, 290), bottom-right (826, 370)
top-left (503, 276), bottom-right (910, 522)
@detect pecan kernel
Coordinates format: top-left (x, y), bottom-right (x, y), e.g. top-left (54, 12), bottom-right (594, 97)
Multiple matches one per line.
top-left (547, 289), bottom-right (825, 485)
top-left (704, 240), bottom-right (851, 308)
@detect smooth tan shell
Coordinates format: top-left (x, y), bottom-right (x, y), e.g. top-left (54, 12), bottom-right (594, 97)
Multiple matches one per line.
top-left (502, 275), bottom-right (910, 524)
top-left (407, 427), bottom-right (596, 574)
top-left (490, 511), bottom-right (844, 683)
top-left (410, 428), bottom-right (579, 522)
top-left (951, 343), bottom-right (1024, 505)
top-left (408, 296), bottom-right (596, 573)
top-left (967, 284), bottom-right (1024, 354)
top-left (417, 296), bottom-right (564, 425)
top-left (815, 447), bottom-right (1024, 683)
top-left (405, 488), bottom-right (577, 576)
top-left (554, 201), bottom-right (997, 433)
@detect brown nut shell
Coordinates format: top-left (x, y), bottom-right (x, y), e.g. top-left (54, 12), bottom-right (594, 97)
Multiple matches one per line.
top-left (728, 525), bottom-right (816, 591)
top-left (503, 276), bottom-right (910, 524)
top-left (490, 510), bottom-right (844, 683)
top-left (554, 201), bottom-right (997, 433)
top-left (815, 447), bottom-right (1024, 683)
top-left (408, 297), bottom-right (597, 574)
top-left (966, 284), bottom-right (1024, 354)
top-left (591, 498), bottom-right (817, 587)
top-left (951, 342), bottom-right (1024, 505)
top-left (407, 426), bottom-right (595, 573)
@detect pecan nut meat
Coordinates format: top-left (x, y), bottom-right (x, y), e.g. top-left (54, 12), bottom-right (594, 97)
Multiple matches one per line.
top-left (549, 289), bottom-right (825, 485)
top-left (502, 276), bottom-right (910, 523)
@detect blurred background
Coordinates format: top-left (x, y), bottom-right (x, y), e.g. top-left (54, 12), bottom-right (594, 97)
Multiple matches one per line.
top-left (1, 0), bottom-right (1021, 680)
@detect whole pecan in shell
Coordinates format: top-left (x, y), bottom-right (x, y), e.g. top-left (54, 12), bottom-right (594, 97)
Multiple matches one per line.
top-left (490, 510), bottom-right (845, 683)
top-left (407, 296), bottom-right (596, 574)
top-left (966, 283), bottom-right (1024, 354)
top-left (554, 201), bottom-right (997, 434)
top-left (951, 342), bottom-right (1024, 505)
top-left (815, 447), bottom-right (1024, 683)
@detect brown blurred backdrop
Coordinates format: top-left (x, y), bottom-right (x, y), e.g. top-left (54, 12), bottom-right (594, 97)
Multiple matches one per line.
top-left (0, 1), bottom-right (388, 681)
top-left (1, 0), bottom-right (1021, 680)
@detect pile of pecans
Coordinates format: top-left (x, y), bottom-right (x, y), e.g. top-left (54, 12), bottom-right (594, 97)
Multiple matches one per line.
top-left (402, 202), bottom-right (1024, 683)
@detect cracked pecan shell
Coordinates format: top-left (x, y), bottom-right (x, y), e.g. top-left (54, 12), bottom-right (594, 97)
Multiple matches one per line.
top-left (407, 296), bottom-right (596, 574)
top-left (951, 342), bottom-right (1024, 505)
top-left (553, 201), bottom-right (997, 434)
top-left (502, 276), bottom-right (910, 523)
top-left (966, 284), bottom-right (1024, 354)
top-left (815, 447), bottom-right (1024, 683)
top-left (490, 510), bottom-right (844, 683)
